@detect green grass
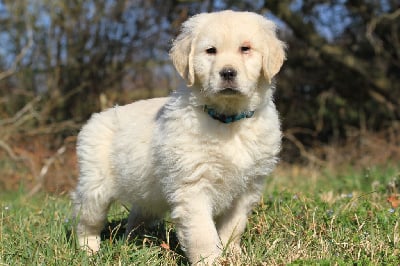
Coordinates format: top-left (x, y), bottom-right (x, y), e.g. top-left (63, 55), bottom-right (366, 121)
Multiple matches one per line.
top-left (1, 166), bottom-right (399, 265)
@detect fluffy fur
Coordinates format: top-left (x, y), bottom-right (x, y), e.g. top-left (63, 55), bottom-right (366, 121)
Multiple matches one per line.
top-left (72, 10), bottom-right (285, 265)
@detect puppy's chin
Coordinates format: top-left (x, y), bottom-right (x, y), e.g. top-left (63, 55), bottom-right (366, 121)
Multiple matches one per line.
top-left (200, 86), bottom-right (247, 99)
top-left (218, 88), bottom-right (242, 96)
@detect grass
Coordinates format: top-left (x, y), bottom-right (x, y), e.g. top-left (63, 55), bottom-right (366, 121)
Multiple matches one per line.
top-left (1, 165), bottom-right (399, 265)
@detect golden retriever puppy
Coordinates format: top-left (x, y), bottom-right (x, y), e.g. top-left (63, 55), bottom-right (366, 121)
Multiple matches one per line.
top-left (72, 10), bottom-right (285, 264)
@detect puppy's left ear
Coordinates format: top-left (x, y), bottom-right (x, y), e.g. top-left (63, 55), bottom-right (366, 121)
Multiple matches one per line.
top-left (260, 20), bottom-right (286, 84)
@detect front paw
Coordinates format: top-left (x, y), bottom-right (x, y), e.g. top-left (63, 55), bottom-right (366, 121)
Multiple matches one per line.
top-left (193, 252), bottom-right (221, 265)
top-left (196, 252), bottom-right (242, 266)
top-left (227, 242), bottom-right (242, 255)
top-left (78, 235), bottom-right (100, 255)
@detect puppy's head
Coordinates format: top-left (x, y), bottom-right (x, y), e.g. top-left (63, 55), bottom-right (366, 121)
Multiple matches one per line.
top-left (170, 11), bottom-right (286, 100)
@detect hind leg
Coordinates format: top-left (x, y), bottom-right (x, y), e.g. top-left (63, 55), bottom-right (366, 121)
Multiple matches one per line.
top-left (72, 181), bottom-right (114, 253)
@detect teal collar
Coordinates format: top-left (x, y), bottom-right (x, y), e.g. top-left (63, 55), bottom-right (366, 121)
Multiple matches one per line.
top-left (203, 105), bottom-right (255, 124)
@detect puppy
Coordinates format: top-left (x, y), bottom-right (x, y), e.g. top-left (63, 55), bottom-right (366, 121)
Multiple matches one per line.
top-left (72, 10), bottom-right (285, 264)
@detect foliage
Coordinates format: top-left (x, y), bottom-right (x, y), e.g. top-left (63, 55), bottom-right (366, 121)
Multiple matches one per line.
top-left (1, 1), bottom-right (398, 136)
top-left (0, 0), bottom-right (185, 123)
top-left (268, 0), bottom-right (400, 139)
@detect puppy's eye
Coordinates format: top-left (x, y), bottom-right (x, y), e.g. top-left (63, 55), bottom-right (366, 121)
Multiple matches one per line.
top-left (206, 47), bottom-right (217, 55)
top-left (240, 46), bottom-right (251, 53)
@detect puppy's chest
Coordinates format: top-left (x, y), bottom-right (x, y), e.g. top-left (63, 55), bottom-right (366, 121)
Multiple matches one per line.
top-left (157, 111), bottom-right (278, 189)
top-left (192, 132), bottom-right (269, 181)
top-left (188, 135), bottom-right (266, 211)
top-left (203, 137), bottom-right (254, 170)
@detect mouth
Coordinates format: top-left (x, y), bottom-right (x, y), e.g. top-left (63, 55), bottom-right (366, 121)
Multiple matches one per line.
top-left (218, 88), bottom-right (242, 95)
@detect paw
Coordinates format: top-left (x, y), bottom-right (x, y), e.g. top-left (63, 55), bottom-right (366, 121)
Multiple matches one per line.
top-left (228, 243), bottom-right (242, 255)
top-left (78, 235), bottom-right (100, 254)
top-left (194, 254), bottom-right (220, 265)
top-left (189, 249), bottom-right (222, 265)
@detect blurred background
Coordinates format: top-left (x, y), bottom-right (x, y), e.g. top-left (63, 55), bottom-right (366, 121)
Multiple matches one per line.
top-left (0, 0), bottom-right (399, 194)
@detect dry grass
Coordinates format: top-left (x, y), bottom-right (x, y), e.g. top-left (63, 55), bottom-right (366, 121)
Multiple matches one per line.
top-left (1, 127), bottom-right (400, 195)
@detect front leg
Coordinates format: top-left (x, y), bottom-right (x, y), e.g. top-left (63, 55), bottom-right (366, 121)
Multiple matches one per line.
top-left (171, 192), bottom-right (222, 265)
top-left (216, 191), bottom-right (262, 254)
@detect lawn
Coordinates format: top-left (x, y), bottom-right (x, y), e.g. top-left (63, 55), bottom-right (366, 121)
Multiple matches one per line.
top-left (1, 165), bottom-right (399, 265)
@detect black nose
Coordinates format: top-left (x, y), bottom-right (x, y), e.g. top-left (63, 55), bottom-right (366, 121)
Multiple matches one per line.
top-left (219, 67), bottom-right (237, 81)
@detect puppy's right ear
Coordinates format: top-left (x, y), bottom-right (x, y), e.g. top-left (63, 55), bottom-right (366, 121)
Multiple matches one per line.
top-left (170, 14), bottom-right (209, 87)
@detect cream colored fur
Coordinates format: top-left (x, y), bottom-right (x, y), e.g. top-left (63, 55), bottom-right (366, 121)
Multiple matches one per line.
top-left (71, 10), bottom-right (285, 265)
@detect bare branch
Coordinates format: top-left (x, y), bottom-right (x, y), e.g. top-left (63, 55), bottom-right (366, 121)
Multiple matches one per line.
top-left (366, 8), bottom-right (400, 55)
top-left (0, 140), bottom-right (22, 161)
top-left (0, 28), bottom-right (34, 81)
top-left (28, 145), bottom-right (67, 197)
top-left (22, 121), bottom-right (81, 136)
top-left (284, 130), bottom-right (326, 166)
top-left (0, 96), bottom-right (41, 127)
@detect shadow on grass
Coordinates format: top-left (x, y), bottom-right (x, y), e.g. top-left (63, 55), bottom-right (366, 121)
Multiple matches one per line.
top-left (67, 217), bottom-right (189, 265)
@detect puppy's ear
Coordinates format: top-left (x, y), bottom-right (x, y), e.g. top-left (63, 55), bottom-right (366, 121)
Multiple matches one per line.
top-left (170, 14), bottom-right (209, 87)
top-left (260, 19), bottom-right (286, 84)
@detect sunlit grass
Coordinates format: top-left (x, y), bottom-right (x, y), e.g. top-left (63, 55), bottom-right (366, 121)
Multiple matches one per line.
top-left (1, 165), bottom-right (399, 265)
